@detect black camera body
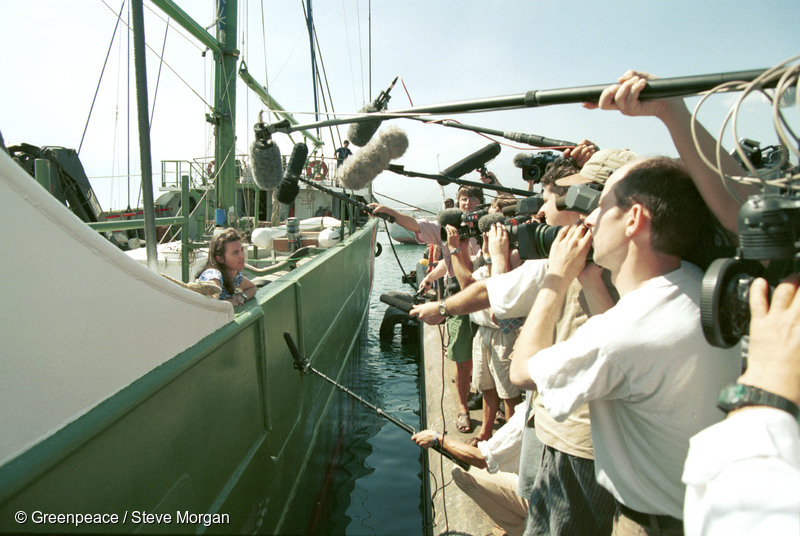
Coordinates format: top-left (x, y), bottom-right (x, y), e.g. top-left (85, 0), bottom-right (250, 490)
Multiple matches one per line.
top-left (438, 208), bottom-right (487, 242)
top-left (514, 151), bottom-right (561, 183)
top-left (702, 193), bottom-right (800, 348)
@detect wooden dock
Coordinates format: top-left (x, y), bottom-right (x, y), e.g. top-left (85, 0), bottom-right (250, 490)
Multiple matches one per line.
top-left (420, 323), bottom-right (498, 536)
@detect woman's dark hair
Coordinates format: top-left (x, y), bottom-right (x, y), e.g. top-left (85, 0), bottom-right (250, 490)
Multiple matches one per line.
top-left (198, 228), bottom-right (245, 295)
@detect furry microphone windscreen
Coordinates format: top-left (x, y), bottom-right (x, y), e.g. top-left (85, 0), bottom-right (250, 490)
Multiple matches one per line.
top-left (250, 138), bottom-right (283, 190)
top-left (339, 126), bottom-right (408, 191)
top-left (347, 101), bottom-right (382, 147)
top-left (436, 208), bottom-right (464, 228)
top-left (477, 212), bottom-right (506, 234)
top-left (513, 152), bottom-right (536, 169)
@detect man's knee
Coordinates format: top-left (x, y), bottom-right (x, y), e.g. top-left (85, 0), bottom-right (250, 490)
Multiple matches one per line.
top-left (451, 466), bottom-right (477, 493)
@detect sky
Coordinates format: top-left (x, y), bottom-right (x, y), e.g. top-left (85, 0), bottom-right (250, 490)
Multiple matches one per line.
top-left (2, 0), bottom-right (798, 213)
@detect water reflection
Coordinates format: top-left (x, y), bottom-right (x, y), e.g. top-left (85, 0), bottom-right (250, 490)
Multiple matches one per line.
top-left (315, 233), bottom-right (426, 535)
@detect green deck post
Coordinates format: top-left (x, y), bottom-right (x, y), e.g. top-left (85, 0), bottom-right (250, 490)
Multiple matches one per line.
top-left (181, 174), bottom-right (190, 282)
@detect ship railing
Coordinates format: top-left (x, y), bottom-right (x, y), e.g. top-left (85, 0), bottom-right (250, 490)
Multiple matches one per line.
top-left (87, 175), bottom-right (194, 283)
top-left (160, 159), bottom-right (212, 190)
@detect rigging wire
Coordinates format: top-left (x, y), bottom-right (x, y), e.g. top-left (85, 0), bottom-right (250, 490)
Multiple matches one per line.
top-left (373, 191), bottom-right (436, 215)
top-left (355, 0), bottom-right (365, 103)
top-left (79, 0), bottom-right (126, 156)
top-left (99, 0), bottom-right (212, 109)
top-left (341, 1), bottom-right (359, 112)
top-left (303, 1), bottom-right (344, 151)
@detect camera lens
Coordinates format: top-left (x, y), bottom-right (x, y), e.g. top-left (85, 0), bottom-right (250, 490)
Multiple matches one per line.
top-left (517, 222), bottom-right (561, 260)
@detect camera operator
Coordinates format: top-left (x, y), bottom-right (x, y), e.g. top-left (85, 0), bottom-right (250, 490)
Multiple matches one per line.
top-left (370, 185), bottom-right (484, 434)
top-left (585, 70), bottom-right (755, 234)
top-left (682, 275), bottom-right (800, 535)
top-left (412, 402), bottom-right (530, 536)
top-left (509, 157), bottom-right (742, 535)
top-left (445, 219), bottom-right (523, 443)
top-left (412, 147), bottom-right (628, 535)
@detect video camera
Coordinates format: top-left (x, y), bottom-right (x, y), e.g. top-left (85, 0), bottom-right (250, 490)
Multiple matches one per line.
top-left (473, 183), bottom-right (603, 261)
top-left (702, 191), bottom-right (800, 348)
top-left (437, 208), bottom-right (488, 242)
top-left (513, 151), bottom-right (561, 183)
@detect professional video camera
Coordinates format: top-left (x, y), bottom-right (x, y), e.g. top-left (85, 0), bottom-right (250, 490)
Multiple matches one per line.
top-left (515, 194), bottom-right (544, 217)
top-left (702, 191), bottom-right (800, 348)
top-left (437, 208), bottom-right (488, 241)
top-left (477, 183), bottom-right (602, 260)
top-left (513, 151), bottom-right (561, 183)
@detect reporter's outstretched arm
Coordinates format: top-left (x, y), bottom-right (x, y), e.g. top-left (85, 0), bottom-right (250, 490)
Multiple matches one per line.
top-left (586, 70), bottom-right (756, 234)
top-left (368, 203), bottom-right (420, 233)
top-left (419, 259), bottom-right (447, 293)
top-left (410, 279), bottom-right (492, 325)
top-left (411, 430), bottom-right (487, 469)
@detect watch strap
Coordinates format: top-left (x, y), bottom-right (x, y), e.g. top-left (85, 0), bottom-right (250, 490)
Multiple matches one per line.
top-left (718, 383), bottom-right (800, 419)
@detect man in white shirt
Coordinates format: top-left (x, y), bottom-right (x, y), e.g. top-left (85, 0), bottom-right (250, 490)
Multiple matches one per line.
top-left (510, 157), bottom-right (742, 535)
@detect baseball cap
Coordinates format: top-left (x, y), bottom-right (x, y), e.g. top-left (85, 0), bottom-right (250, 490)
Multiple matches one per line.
top-left (556, 148), bottom-right (639, 187)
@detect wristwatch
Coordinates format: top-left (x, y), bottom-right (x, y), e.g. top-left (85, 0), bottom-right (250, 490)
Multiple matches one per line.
top-left (717, 383), bottom-right (799, 418)
top-left (450, 248), bottom-right (461, 254)
top-left (438, 300), bottom-right (451, 318)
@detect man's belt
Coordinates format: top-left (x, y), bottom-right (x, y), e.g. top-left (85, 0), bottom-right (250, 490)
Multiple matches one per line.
top-left (618, 503), bottom-right (683, 531)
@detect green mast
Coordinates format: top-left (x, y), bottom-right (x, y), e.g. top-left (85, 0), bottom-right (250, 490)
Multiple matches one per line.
top-left (212, 0), bottom-right (238, 213)
top-left (150, 0), bottom-right (239, 214)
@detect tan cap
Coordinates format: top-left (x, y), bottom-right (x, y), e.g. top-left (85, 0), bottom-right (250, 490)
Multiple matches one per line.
top-left (556, 148), bottom-right (639, 187)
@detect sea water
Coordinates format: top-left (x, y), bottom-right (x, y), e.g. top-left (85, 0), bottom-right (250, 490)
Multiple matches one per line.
top-left (314, 230), bottom-right (428, 535)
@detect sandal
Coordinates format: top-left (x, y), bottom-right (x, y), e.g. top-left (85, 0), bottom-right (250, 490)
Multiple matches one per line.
top-left (456, 412), bottom-right (471, 433)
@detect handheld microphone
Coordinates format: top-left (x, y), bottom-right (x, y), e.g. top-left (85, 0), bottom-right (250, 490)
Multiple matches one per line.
top-left (339, 126), bottom-right (409, 190)
top-left (436, 208), bottom-right (464, 229)
top-left (250, 137), bottom-right (283, 190)
top-left (477, 212), bottom-right (505, 234)
top-left (440, 143), bottom-right (501, 181)
top-left (276, 143), bottom-right (309, 205)
top-left (348, 75), bottom-right (400, 147)
top-left (379, 293), bottom-right (414, 313)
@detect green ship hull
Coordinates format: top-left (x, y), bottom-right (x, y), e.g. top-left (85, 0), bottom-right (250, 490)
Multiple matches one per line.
top-left (0, 155), bottom-right (377, 532)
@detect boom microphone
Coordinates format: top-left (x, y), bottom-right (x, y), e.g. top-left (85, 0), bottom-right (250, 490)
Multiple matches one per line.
top-left (441, 143), bottom-right (501, 180)
top-left (347, 76), bottom-right (400, 147)
top-left (250, 137), bottom-right (283, 190)
top-left (339, 126), bottom-right (409, 190)
top-left (277, 143), bottom-right (309, 205)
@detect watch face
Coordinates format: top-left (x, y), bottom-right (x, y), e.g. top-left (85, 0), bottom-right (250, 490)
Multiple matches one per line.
top-left (729, 384), bottom-right (747, 404)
